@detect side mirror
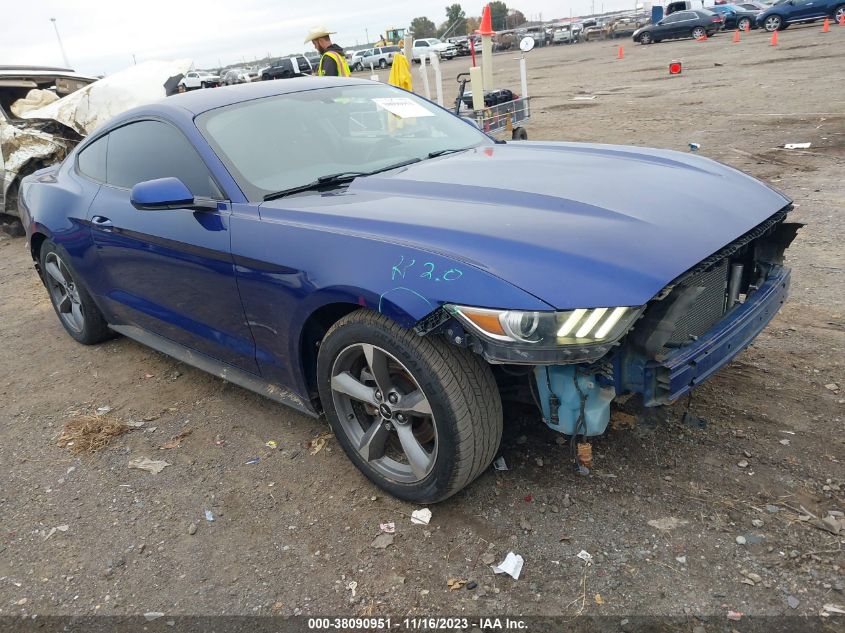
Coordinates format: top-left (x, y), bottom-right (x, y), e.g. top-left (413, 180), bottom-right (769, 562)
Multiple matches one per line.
top-left (130, 177), bottom-right (217, 211)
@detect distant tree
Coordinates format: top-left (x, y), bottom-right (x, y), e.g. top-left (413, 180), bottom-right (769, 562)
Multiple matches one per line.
top-left (410, 16), bottom-right (437, 39)
top-left (509, 9), bottom-right (527, 28)
top-left (489, 1), bottom-right (509, 30)
top-left (446, 3), bottom-right (468, 35)
top-left (466, 16), bottom-right (481, 33)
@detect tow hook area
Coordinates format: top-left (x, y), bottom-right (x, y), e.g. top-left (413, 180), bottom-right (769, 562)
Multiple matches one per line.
top-left (533, 365), bottom-right (615, 437)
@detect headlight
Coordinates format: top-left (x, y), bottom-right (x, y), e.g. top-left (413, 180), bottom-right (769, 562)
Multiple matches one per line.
top-left (446, 305), bottom-right (641, 349)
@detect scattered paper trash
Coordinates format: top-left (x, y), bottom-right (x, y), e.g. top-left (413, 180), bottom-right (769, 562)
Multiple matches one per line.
top-left (245, 457), bottom-right (260, 465)
top-left (347, 581), bottom-right (357, 598)
top-left (493, 456), bottom-right (508, 471)
top-left (96, 406), bottom-right (112, 415)
top-left (143, 612), bottom-right (165, 622)
top-left (411, 508), bottom-right (432, 525)
top-left (784, 142), bottom-right (811, 149)
top-left (648, 517), bottom-right (688, 531)
top-left (571, 95), bottom-right (597, 101)
top-left (309, 432), bottom-right (333, 455)
top-left (822, 604), bottom-right (845, 615)
top-left (577, 550), bottom-right (593, 565)
top-left (447, 578), bottom-right (468, 590)
top-left (594, 593), bottom-right (605, 605)
top-left (492, 552), bottom-right (524, 579)
top-left (727, 610), bottom-right (743, 621)
top-left (128, 457), bottom-right (171, 474)
top-left (265, 441), bottom-right (278, 449)
top-left (379, 522), bottom-right (395, 534)
top-left (689, 143), bottom-right (701, 152)
top-left (204, 510), bottom-right (214, 522)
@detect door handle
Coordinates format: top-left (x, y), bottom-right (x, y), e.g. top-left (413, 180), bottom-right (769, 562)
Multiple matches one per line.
top-left (91, 215), bottom-right (113, 229)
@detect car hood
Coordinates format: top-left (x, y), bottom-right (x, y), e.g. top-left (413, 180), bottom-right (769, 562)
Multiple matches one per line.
top-left (261, 142), bottom-right (791, 309)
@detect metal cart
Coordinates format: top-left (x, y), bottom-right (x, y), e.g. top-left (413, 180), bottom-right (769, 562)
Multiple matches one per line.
top-left (454, 72), bottom-right (531, 141)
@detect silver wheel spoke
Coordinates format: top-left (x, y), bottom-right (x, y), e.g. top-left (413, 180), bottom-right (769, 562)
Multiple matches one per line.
top-left (331, 371), bottom-right (377, 405)
top-left (70, 303), bottom-right (84, 329)
top-left (397, 389), bottom-right (432, 416)
top-left (358, 420), bottom-right (390, 462)
top-left (395, 424), bottom-right (432, 479)
top-left (57, 294), bottom-right (72, 313)
top-left (45, 261), bottom-right (66, 287)
top-left (362, 344), bottom-right (393, 394)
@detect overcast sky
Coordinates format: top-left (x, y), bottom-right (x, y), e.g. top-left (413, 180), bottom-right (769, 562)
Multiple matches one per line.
top-left (3, 0), bottom-right (641, 76)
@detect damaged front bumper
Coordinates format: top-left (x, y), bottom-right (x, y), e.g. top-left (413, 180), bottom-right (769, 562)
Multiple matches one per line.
top-left (619, 264), bottom-right (790, 406)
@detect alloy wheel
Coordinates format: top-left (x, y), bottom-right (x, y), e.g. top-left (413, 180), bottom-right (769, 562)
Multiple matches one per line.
top-left (330, 343), bottom-right (437, 483)
top-left (692, 26), bottom-right (706, 38)
top-left (836, 7), bottom-right (845, 21)
top-left (640, 32), bottom-right (652, 44)
top-left (738, 18), bottom-right (751, 31)
top-left (765, 16), bottom-right (781, 31)
top-left (44, 252), bottom-right (85, 333)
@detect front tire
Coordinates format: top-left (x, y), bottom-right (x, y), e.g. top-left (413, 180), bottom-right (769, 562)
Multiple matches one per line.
top-left (737, 17), bottom-right (752, 31)
top-left (692, 26), bottom-right (707, 38)
top-left (379, 59), bottom-right (388, 69)
top-left (639, 32), bottom-right (653, 44)
top-left (317, 311), bottom-right (502, 503)
top-left (40, 241), bottom-right (112, 345)
top-left (834, 5), bottom-right (845, 23)
top-left (764, 15), bottom-right (782, 31)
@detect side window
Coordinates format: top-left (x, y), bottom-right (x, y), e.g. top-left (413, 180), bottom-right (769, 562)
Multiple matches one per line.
top-left (76, 135), bottom-right (108, 182)
top-left (106, 120), bottom-right (221, 198)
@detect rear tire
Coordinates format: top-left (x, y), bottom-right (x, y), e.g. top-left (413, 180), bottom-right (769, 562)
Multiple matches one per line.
top-left (317, 310), bottom-right (502, 503)
top-left (834, 5), bottom-right (845, 22)
top-left (737, 17), bottom-right (752, 31)
top-left (692, 26), bottom-right (707, 38)
top-left (379, 59), bottom-right (388, 69)
top-left (40, 241), bottom-right (112, 345)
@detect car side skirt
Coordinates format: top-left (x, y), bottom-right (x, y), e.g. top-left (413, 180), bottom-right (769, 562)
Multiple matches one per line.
top-left (110, 324), bottom-right (318, 418)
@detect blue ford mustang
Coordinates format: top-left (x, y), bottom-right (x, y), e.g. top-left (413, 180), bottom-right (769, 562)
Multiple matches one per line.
top-left (20, 78), bottom-right (800, 502)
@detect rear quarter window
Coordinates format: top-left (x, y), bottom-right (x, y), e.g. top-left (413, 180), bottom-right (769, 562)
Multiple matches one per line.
top-left (76, 135), bottom-right (108, 182)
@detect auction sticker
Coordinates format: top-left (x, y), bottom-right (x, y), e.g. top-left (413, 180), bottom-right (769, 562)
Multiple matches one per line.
top-left (372, 97), bottom-right (435, 119)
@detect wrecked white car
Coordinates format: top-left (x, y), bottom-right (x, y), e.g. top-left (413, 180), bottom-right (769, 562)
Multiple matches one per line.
top-left (0, 66), bottom-right (95, 232)
top-left (0, 60), bottom-right (191, 233)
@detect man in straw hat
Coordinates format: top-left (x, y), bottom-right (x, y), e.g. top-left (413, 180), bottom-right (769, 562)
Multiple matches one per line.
top-left (304, 26), bottom-right (351, 77)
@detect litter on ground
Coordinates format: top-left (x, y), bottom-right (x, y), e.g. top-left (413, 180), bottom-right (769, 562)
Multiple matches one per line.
top-left (491, 552), bottom-right (524, 579)
top-left (58, 416), bottom-right (129, 454)
top-left (493, 456), bottom-right (508, 471)
top-left (411, 508), bottom-right (432, 525)
top-left (127, 457), bottom-right (171, 474)
top-left (577, 550), bottom-right (593, 565)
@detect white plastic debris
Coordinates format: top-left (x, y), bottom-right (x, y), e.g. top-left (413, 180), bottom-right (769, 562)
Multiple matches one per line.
top-left (493, 456), bottom-right (508, 471)
top-left (491, 552), bottom-right (524, 579)
top-left (143, 612), bottom-right (165, 621)
top-left (648, 517), bottom-right (688, 531)
top-left (822, 604), bottom-right (845, 615)
top-left (204, 510), bottom-right (214, 522)
top-left (411, 508), bottom-right (432, 525)
top-left (577, 550), bottom-right (593, 565)
top-left (379, 522), bottom-right (395, 534)
top-left (784, 142), bottom-right (811, 149)
top-left (128, 457), bottom-right (171, 474)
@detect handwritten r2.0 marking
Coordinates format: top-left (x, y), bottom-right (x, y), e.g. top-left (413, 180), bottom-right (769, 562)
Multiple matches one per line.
top-left (391, 256), bottom-right (463, 282)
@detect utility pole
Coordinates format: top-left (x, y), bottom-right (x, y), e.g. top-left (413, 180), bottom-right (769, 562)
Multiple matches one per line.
top-left (365, 28), bottom-right (369, 44)
top-left (50, 18), bottom-right (71, 68)
top-left (132, 54), bottom-right (137, 65)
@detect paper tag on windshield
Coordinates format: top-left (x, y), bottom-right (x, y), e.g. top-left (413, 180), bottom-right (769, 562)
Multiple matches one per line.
top-left (372, 97), bottom-right (434, 119)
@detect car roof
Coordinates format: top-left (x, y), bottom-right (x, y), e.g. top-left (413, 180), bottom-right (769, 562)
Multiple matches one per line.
top-left (122, 77), bottom-right (374, 119)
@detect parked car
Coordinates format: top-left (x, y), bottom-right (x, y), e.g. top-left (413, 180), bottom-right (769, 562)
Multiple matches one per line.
top-left (19, 77), bottom-right (798, 503)
top-left (349, 49), bottom-right (374, 72)
top-left (552, 24), bottom-right (583, 43)
top-left (222, 68), bottom-right (252, 85)
top-left (0, 66), bottom-right (96, 231)
top-left (304, 51), bottom-right (321, 69)
top-left (358, 46), bottom-right (402, 70)
top-left (633, 9), bottom-right (723, 43)
top-left (180, 70), bottom-right (220, 90)
top-left (755, 0), bottom-right (844, 30)
top-left (710, 4), bottom-right (761, 29)
top-left (738, 1), bottom-right (770, 9)
top-left (411, 38), bottom-right (458, 62)
top-left (260, 56), bottom-right (311, 80)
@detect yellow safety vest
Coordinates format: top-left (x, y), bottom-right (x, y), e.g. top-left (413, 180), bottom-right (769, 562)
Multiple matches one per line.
top-left (318, 51), bottom-right (351, 77)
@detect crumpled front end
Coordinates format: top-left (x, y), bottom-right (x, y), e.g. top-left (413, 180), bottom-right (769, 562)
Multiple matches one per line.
top-left (526, 208), bottom-right (801, 439)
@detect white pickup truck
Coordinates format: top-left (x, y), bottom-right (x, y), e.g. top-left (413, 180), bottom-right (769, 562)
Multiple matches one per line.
top-left (411, 38), bottom-right (459, 63)
top-left (180, 70), bottom-right (221, 90)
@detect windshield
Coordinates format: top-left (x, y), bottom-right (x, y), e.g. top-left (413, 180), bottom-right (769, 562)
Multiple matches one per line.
top-left (197, 83), bottom-right (489, 201)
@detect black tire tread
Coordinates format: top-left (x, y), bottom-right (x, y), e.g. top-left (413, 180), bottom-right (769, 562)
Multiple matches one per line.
top-left (323, 310), bottom-right (502, 501)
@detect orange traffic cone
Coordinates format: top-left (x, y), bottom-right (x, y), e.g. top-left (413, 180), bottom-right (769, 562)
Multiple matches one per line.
top-left (839, 13), bottom-right (845, 26)
top-left (696, 32), bottom-right (708, 41)
top-left (744, 21), bottom-right (750, 33)
top-left (477, 4), bottom-right (494, 36)
top-left (733, 28), bottom-right (740, 42)
top-left (822, 17), bottom-right (830, 31)
top-left (617, 45), bottom-right (624, 59)
top-left (770, 30), bottom-right (778, 45)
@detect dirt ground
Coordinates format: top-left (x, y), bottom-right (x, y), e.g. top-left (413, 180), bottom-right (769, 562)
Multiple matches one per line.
top-left (1, 24), bottom-right (843, 622)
